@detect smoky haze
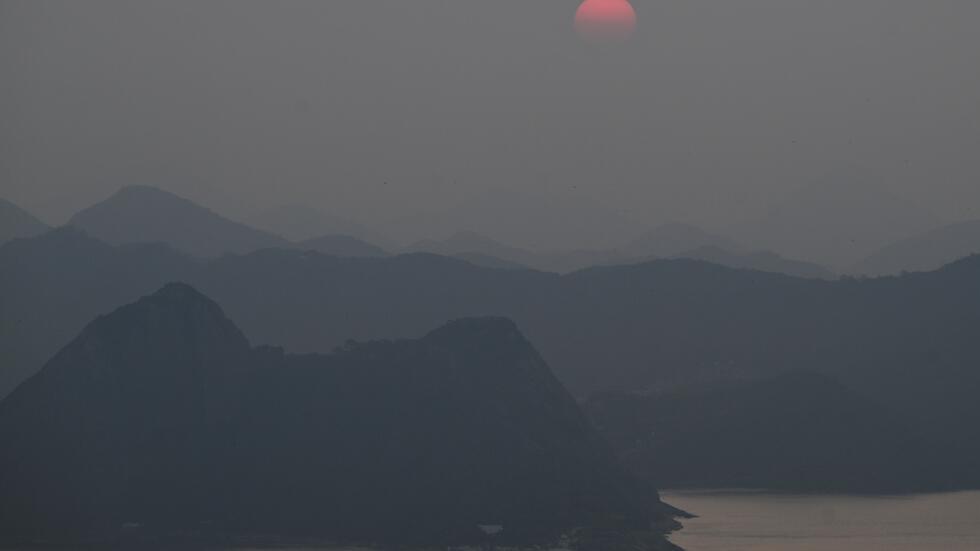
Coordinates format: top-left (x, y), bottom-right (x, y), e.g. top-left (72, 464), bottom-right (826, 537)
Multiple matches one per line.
top-left (2, 0), bottom-right (979, 263)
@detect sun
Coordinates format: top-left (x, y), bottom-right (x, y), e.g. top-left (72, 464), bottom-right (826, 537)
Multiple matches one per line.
top-left (575, 0), bottom-right (637, 43)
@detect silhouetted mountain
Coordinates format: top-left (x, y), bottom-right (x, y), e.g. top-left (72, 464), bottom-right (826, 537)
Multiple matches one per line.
top-left (851, 219), bottom-right (980, 276)
top-left (731, 175), bottom-right (940, 267)
top-left (671, 246), bottom-right (836, 280)
top-left (6, 231), bottom-right (980, 490)
top-left (244, 204), bottom-right (393, 247)
top-left (69, 186), bottom-right (289, 257)
top-left (295, 234), bottom-right (388, 258)
top-left (0, 283), bottom-right (252, 541)
top-left (0, 198), bottom-right (49, 244)
top-left (625, 223), bottom-right (740, 258)
top-left (0, 227), bottom-right (197, 398)
top-left (586, 372), bottom-right (932, 492)
top-left (0, 284), bottom-right (676, 548)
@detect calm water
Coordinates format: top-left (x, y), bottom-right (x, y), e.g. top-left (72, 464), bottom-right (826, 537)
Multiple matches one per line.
top-left (664, 490), bottom-right (980, 551)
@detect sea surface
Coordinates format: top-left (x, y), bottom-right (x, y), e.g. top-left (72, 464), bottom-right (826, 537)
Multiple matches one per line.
top-left (663, 489), bottom-right (980, 551)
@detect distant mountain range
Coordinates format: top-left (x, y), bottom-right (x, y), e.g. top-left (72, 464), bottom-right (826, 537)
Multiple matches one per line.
top-left (409, 228), bottom-right (834, 278)
top-left (67, 182), bottom-right (972, 278)
top-left (0, 283), bottom-right (678, 547)
top-left (244, 203), bottom-right (394, 248)
top-left (625, 223), bottom-right (740, 258)
top-left (0, 198), bottom-right (49, 245)
top-left (851, 219), bottom-right (980, 276)
top-left (4, 229), bottom-right (980, 493)
top-left (730, 176), bottom-right (941, 268)
top-left (55, 181), bottom-right (978, 279)
top-left (671, 246), bottom-right (835, 280)
top-left (60, 186), bottom-right (838, 278)
top-left (387, 186), bottom-right (646, 252)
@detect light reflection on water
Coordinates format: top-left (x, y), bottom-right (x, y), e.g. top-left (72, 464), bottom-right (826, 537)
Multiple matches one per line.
top-left (663, 490), bottom-right (980, 551)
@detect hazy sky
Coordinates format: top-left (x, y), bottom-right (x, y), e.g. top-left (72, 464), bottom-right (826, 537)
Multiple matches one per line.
top-left (2, 1), bottom-right (979, 253)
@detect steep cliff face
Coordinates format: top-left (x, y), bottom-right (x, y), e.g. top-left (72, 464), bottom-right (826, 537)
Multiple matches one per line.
top-left (0, 284), bottom-right (674, 547)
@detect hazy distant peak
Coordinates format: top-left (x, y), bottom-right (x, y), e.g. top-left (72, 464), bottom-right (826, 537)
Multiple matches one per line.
top-left (626, 222), bottom-right (741, 257)
top-left (938, 253), bottom-right (980, 272)
top-left (69, 185), bottom-right (288, 257)
top-left (850, 219), bottom-right (980, 276)
top-left (117, 184), bottom-right (182, 196)
top-left (731, 177), bottom-right (942, 268)
top-left (75, 185), bottom-right (185, 211)
top-left (107, 185), bottom-right (213, 211)
top-left (0, 198), bottom-right (50, 244)
top-left (93, 186), bottom-right (250, 222)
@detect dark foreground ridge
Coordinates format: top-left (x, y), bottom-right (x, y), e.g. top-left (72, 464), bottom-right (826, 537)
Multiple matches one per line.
top-left (587, 372), bottom-right (935, 493)
top-left (0, 283), bottom-right (680, 549)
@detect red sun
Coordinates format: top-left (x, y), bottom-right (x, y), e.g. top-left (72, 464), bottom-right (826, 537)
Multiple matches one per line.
top-left (575, 0), bottom-right (637, 43)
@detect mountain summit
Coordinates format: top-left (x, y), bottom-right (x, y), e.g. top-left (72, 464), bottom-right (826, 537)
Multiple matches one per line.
top-left (69, 186), bottom-right (288, 257)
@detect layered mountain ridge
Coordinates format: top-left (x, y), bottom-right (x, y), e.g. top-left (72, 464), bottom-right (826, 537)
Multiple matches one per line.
top-left (0, 198), bottom-right (50, 245)
top-left (0, 283), bottom-right (676, 547)
top-left (5, 228), bottom-right (980, 492)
